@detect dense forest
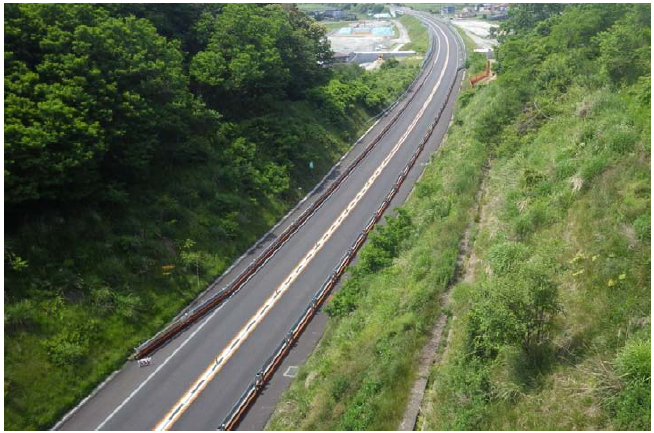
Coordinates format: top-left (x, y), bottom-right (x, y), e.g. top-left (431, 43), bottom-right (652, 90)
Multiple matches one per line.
top-left (4, 4), bottom-right (422, 429)
top-left (268, 3), bottom-right (650, 430)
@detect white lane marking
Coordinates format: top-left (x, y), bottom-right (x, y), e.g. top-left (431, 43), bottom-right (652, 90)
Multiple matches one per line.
top-left (153, 24), bottom-right (451, 432)
top-left (94, 299), bottom-right (230, 430)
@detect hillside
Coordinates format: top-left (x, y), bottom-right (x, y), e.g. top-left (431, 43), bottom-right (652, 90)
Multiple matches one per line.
top-left (267, 4), bottom-right (650, 430)
top-left (3, 4), bottom-right (423, 429)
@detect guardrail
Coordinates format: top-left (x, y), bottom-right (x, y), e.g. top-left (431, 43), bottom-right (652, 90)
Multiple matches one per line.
top-left (132, 22), bottom-right (440, 361)
top-left (218, 55), bottom-right (463, 432)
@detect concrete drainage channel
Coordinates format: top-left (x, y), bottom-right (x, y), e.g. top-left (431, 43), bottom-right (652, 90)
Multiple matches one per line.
top-left (218, 57), bottom-right (465, 431)
top-left (132, 26), bottom-right (439, 361)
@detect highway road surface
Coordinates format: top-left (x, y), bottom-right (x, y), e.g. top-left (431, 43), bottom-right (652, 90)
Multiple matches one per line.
top-left (56, 11), bottom-right (463, 431)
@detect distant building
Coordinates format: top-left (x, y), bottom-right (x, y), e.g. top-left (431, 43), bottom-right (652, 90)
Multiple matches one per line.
top-left (332, 52), bottom-right (350, 63)
top-left (488, 13), bottom-right (508, 20)
top-left (373, 13), bottom-right (391, 19)
top-left (335, 10), bottom-right (345, 19)
top-left (458, 7), bottom-right (476, 18)
top-left (323, 9), bottom-right (345, 20)
top-left (440, 6), bottom-right (455, 16)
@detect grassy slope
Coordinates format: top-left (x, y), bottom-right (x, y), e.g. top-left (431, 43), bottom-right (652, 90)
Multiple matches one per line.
top-left (3, 62), bottom-right (420, 430)
top-left (402, 4), bottom-right (455, 14)
top-left (398, 14), bottom-right (429, 53)
top-left (423, 82), bottom-right (651, 430)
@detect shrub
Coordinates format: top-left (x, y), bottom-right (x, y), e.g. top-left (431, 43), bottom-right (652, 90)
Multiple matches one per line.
top-left (632, 213), bottom-right (650, 241)
top-left (610, 339), bottom-right (651, 430)
top-left (43, 331), bottom-right (89, 367)
top-left (4, 299), bottom-right (36, 328)
top-left (607, 123), bottom-right (638, 154)
top-left (580, 154), bottom-right (608, 182)
top-left (466, 263), bottom-right (560, 361)
top-left (487, 241), bottom-right (529, 274)
top-left (615, 339), bottom-right (650, 383)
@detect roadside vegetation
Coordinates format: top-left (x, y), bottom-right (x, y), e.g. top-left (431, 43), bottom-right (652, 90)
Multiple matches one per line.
top-left (398, 14), bottom-right (430, 54)
top-left (268, 3), bottom-right (650, 431)
top-left (402, 3), bottom-right (455, 14)
top-left (297, 3), bottom-right (388, 19)
top-left (3, 4), bottom-right (420, 430)
top-left (452, 26), bottom-right (487, 78)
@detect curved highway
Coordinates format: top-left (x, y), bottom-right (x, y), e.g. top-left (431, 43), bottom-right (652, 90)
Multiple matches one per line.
top-left (57, 11), bottom-right (462, 431)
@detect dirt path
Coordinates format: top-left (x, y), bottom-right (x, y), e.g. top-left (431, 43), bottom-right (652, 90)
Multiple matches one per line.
top-left (398, 163), bottom-right (490, 431)
top-left (391, 19), bottom-right (411, 51)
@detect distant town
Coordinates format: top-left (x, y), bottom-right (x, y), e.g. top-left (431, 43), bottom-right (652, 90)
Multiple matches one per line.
top-left (305, 4), bottom-right (509, 22)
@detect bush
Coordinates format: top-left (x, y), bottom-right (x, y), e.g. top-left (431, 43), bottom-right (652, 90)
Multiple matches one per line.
top-left (615, 339), bottom-right (650, 383)
top-left (5, 299), bottom-right (36, 328)
top-left (580, 154), bottom-right (608, 182)
top-left (607, 123), bottom-right (638, 154)
top-left (43, 331), bottom-right (89, 367)
top-left (466, 263), bottom-right (560, 361)
top-left (610, 339), bottom-right (651, 430)
top-left (487, 241), bottom-right (529, 274)
top-left (632, 213), bottom-right (650, 241)
top-left (358, 210), bottom-right (413, 273)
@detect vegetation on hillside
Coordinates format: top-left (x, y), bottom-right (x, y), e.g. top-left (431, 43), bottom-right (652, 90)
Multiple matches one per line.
top-left (424, 4), bottom-right (650, 430)
top-left (297, 3), bottom-right (389, 16)
top-left (398, 14), bottom-right (430, 54)
top-left (268, 3), bottom-right (650, 430)
top-left (452, 26), bottom-right (487, 79)
top-left (3, 4), bottom-right (421, 430)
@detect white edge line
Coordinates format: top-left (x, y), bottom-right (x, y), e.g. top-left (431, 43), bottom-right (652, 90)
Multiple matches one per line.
top-left (94, 300), bottom-right (229, 430)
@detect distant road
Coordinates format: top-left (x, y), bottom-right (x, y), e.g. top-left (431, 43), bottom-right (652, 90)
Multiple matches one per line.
top-left (57, 10), bottom-right (462, 431)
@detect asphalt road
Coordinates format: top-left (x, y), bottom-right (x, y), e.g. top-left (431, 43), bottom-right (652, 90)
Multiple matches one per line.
top-left (57, 12), bottom-right (462, 431)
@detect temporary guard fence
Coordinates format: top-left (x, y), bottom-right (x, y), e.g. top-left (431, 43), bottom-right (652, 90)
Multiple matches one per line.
top-left (218, 59), bottom-right (463, 432)
top-left (133, 23), bottom-right (440, 361)
top-left (470, 60), bottom-right (490, 87)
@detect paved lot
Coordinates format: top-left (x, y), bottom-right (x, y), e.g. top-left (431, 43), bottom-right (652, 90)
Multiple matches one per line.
top-left (451, 18), bottom-right (498, 49)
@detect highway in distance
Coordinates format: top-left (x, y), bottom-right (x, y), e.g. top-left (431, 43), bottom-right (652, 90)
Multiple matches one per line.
top-left (57, 11), bottom-right (463, 431)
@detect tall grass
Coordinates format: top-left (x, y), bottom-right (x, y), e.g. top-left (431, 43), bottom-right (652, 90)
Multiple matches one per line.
top-left (423, 83), bottom-right (650, 430)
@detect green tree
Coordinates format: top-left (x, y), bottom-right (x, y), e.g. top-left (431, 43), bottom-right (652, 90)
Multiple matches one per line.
top-left (4, 3), bottom-right (202, 206)
top-left (596, 4), bottom-right (651, 86)
top-left (501, 3), bottom-right (566, 38)
top-left (190, 4), bottom-right (331, 111)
